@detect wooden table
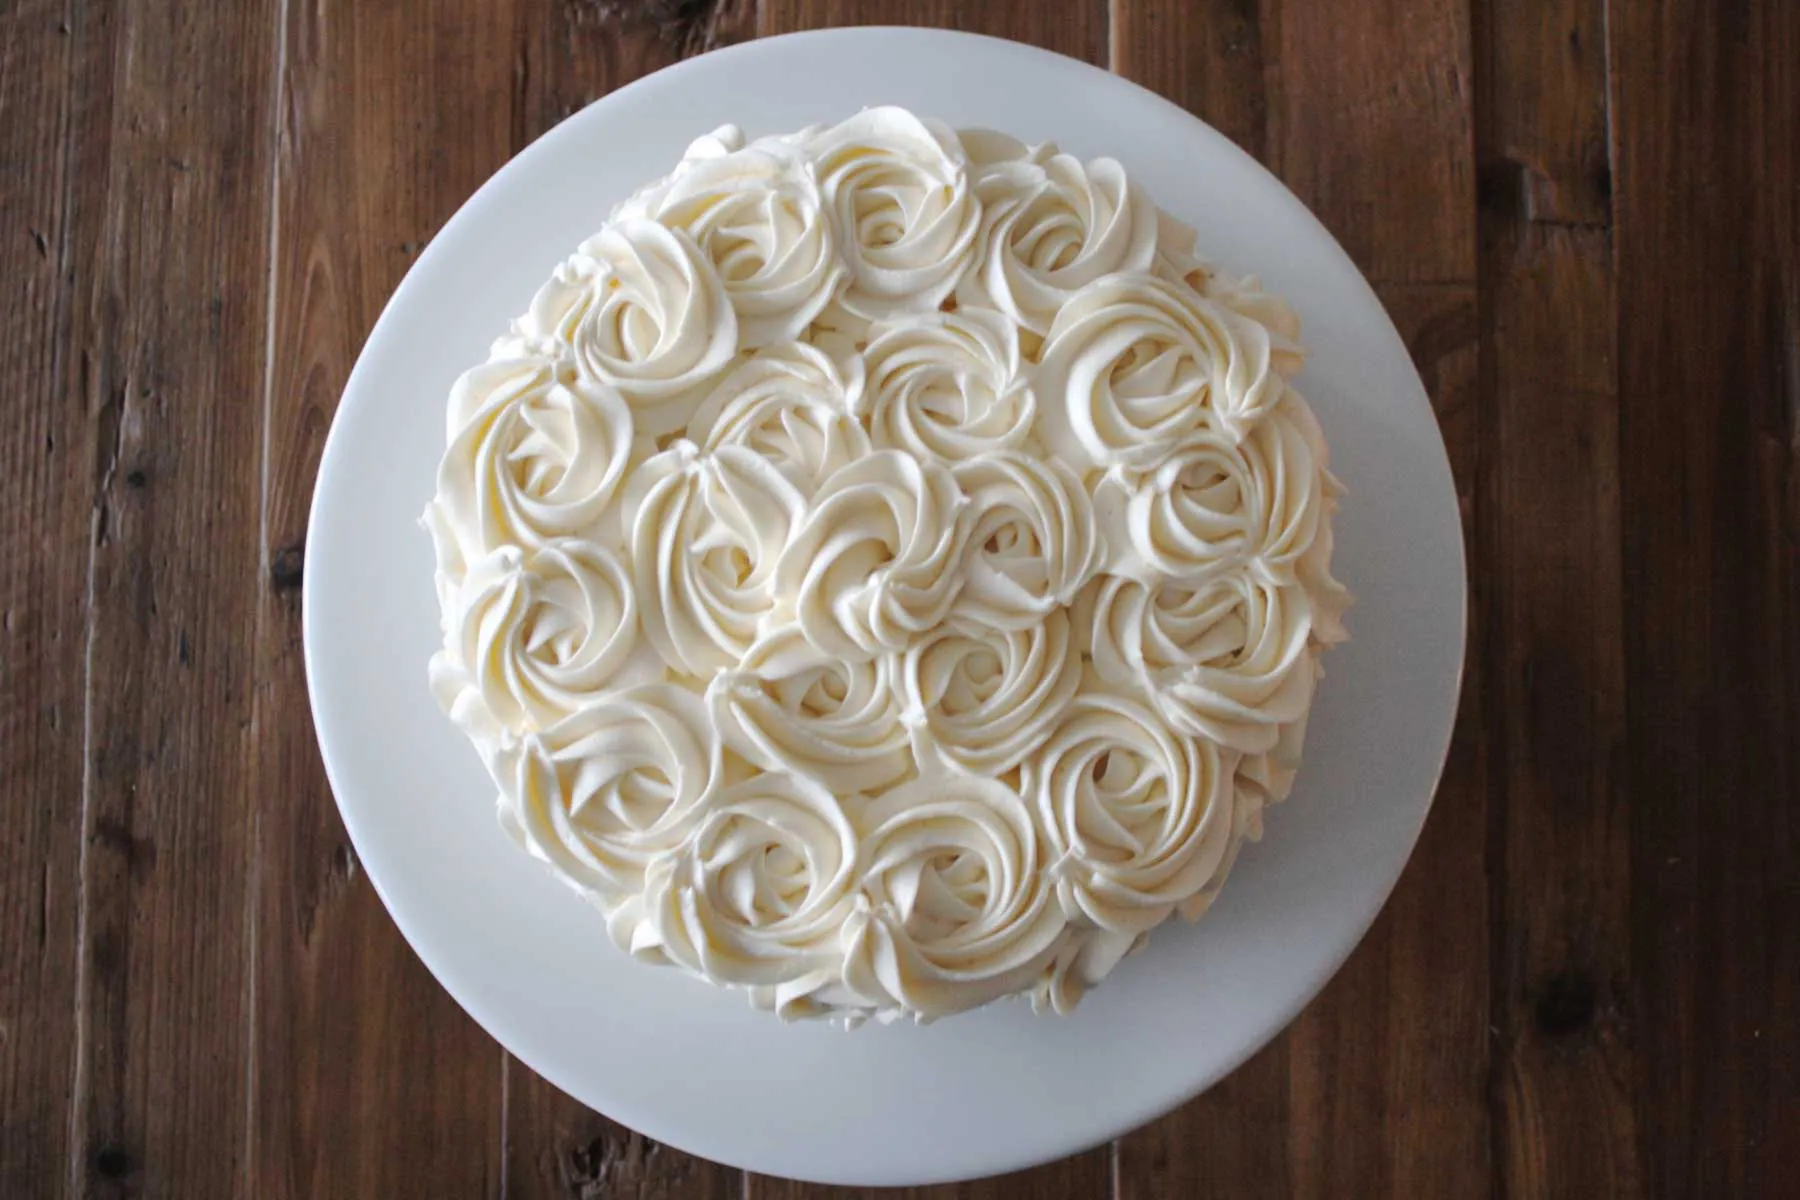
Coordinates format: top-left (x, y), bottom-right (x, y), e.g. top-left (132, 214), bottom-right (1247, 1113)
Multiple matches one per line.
top-left (3, 0), bottom-right (1795, 1196)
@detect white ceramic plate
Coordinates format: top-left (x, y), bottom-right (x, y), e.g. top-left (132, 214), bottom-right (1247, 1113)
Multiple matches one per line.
top-left (305, 27), bottom-right (1465, 1188)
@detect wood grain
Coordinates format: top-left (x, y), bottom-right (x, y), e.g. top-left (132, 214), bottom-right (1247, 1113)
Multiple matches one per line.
top-left (1111, 0), bottom-right (1490, 1194)
top-left (505, 1076), bottom-right (744, 1200)
top-left (61, 0), bottom-right (277, 1194)
top-left (249, 2), bottom-right (522, 1196)
top-left (1472, 0), bottom-right (1637, 1195)
top-left (1112, 0), bottom-right (1266, 158)
top-left (1, 1), bottom-right (1797, 1196)
top-left (1612, 0), bottom-right (1800, 1195)
top-left (514, 0), bottom-right (760, 146)
top-left (1267, 0), bottom-right (1476, 285)
top-left (758, 0), bottom-right (1105, 63)
top-left (0, 1), bottom-right (89, 1193)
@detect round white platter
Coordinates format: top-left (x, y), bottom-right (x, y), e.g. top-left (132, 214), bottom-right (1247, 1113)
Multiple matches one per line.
top-left (304, 26), bottom-right (1466, 1187)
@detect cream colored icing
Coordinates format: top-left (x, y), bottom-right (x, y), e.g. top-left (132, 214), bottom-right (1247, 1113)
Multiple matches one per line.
top-left (424, 109), bottom-right (1348, 1024)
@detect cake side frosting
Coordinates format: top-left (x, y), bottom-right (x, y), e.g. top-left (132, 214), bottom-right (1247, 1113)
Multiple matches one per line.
top-left (424, 108), bottom-right (1351, 1025)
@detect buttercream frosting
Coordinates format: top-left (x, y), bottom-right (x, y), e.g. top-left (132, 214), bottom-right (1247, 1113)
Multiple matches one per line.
top-left (424, 108), bottom-right (1348, 1024)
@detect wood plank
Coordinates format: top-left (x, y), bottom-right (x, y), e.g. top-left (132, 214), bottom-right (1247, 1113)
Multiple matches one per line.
top-left (249, 1), bottom-right (524, 1195)
top-left (505, 1080), bottom-right (742, 1200)
top-left (1471, 0), bottom-right (1638, 1195)
top-left (1111, 0), bottom-right (1489, 1195)
top-left (0, 0), bottom-right (89, 1193)
top-left (496, 5), bottom-right (755, 1199)
top-left (1611, 0), bottom-right (1800, 1194)
top-left (758, 0), bottom-right (1105, 63)
top-left (515, 0), bottom-right (761, 155)
top-left (1112, 0), bottom-right (1266, 159)
top-left (1262, 0), bottom-right (1476, 286)
top-left (63, 0), bottom-right (278, 1194)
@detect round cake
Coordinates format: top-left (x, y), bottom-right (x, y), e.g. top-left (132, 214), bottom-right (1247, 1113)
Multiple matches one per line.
top-left (423, 107), bottom-right (1350, 1024)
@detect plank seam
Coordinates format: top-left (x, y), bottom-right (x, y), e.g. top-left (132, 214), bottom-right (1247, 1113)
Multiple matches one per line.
top-left (246, 0), bottom-right (291, 1191)
top-left (1601, 0), bottom-right (1643, 1187)
top-left (497, 1046), bottom-right (511, 1200)
top-left (64, 0), bottom-right (93, 1187)
top-left (1469, 9), bottom-right (1512, 1197)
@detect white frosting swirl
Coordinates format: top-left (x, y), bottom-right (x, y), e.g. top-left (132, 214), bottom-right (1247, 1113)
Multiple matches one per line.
top-left (431, 347), bottom-right (639, 562)
top-left (799, 297), bottom-right (874, 362)
top-left (809, 107), bottom-right (980, 320)
top-left (773, 450), bottom-right (973, 659)
top-left (1077, 570), bottom-right (1314, 752)
top-left (1155, 209), bottom-right (1306, 375)
top-left (897, 610), bottom-right (1081, 777)
top-left (623, 441), bottom-right (806, 677)
top-left (430, 540), bottom-right (638, 736)
top-left (1035, 271), bottom-right (1280, 466)
top-left (497, 683), bottom-right (720, 902)
top-left (955, 127), bottom-right (1057, 168)
top-left (708, 625), bottom-right (913, 794)
top-left (855, 307), bottom-right (1037, 462)
top-left (1284, 395), bottom-right (1353, 643)
top-left (686, 341), bottom-right (871, 494)
top-left (958, 153), bottom-right (1159, 336)
top-left (631, 771), bottom-right (860, 1018)
top-left (1024, 689), bottom-right (1234, 933)
top-left (842, 776), bottom-right (1066, 1020)
top-left (1100, 396), bottom-right (1330, 585)
top-left (647, 137), bottom-right (848, 347)
top-left (952, 450), bottom-right (1103, 629)
top-left (609, 124), bottom-right (750, 220)
top-left (520, 218), bottom-right (739, 435)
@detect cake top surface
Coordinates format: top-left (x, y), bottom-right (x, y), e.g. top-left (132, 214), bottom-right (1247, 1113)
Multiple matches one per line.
top-left (423, 106), bottom-right (1349, 1025)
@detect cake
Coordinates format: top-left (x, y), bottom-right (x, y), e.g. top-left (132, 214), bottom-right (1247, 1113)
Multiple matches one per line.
top-left (423, 107), bottom-right (1350, 1024)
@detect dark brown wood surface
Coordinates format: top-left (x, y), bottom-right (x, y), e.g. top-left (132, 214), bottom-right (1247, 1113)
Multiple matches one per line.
top-left (1, 0), bottom-right (1794, 1196)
